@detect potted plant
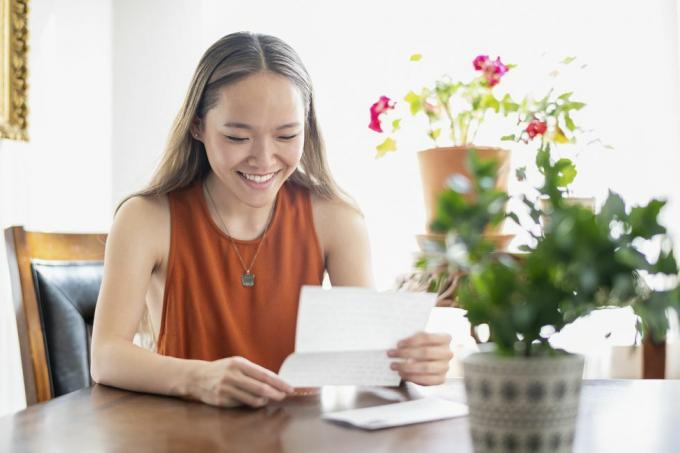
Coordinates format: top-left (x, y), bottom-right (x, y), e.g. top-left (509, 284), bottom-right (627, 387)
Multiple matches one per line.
top-left (429, 150), bottom-right (680, 452)
top-left (368, 54), bottom-right (518, 233)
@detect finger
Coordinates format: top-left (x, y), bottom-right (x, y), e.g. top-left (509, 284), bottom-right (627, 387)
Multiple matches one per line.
top-left (397, 332), bottom-right (452, 348)
top-left (387, 345), bottom-right (453, 360)
top-left (234, 373), bottom-right (288, 401)
top-left (400, 373), bottom-right (447, 386)
top-left (233, 358), bottom-right (295, 394)
top-left (391, 359), bottom-right (449, 375)
top-left (222, 385), bottom-right (270, 408)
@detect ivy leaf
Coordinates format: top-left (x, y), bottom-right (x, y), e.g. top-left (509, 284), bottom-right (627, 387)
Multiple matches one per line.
top-left (375, 137), bottom-right (397, 158)
top-left (409, 53), bottom-right (422, 62)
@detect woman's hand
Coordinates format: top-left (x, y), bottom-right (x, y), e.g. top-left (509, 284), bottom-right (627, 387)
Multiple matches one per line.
top-left (387, 332), bottom-right (453, 385)
top-left (188, 356), bottom-right (294, 408)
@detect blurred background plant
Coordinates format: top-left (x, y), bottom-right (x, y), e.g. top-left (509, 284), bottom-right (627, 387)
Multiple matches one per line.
top-left (423, 150), bottom-right (680, 356)
top-left (368, 54), bottom-right (519, 158)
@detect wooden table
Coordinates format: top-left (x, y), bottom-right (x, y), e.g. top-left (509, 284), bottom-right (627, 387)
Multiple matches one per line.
top-left (1, 379), bottom-right (678, 452)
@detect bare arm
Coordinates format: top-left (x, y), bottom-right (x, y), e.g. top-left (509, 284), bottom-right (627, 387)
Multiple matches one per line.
top-left (311, 197), bottom-right (375, 288)
top-left (90, 196), bottom-right (292, 406)
top-left (90, 196), bottom-right (199, 396)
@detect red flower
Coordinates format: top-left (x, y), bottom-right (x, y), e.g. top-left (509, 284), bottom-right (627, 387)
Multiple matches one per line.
top-left (473, 55), bottom-right (509, 87)
top-left (369, 96), bottom-right (396, 133)
top-left (526, 119), bottom-right (548, 139)
top-left (473, 55), bottom-right (490, 70)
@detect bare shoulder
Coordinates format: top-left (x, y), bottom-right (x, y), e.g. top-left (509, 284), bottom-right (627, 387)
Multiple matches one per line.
top-left (310, 193), bottom-right (374, 287)
top-left (310, 194), bottom-right (365, 252)
top-left (110, 194), bottom-right (170, 269)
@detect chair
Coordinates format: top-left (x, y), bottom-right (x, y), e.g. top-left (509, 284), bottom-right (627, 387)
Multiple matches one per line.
top-left (4, 226), bottom-right (107, 405)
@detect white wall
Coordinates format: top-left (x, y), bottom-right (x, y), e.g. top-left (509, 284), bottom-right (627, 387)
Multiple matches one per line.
top-left (111, 0), bottom-right (203, 206)
top-left (2, 0), bottom-right (680, 415)
top-left (0, 0), bottom-right (113, 415)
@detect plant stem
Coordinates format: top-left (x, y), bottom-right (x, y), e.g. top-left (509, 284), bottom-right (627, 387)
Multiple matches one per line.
top-left (437, 91), bottom-right (457, 145)
top-left (426, 114), bottom-right (440, 147)
top-left (470, 111), bottom-right (487, 144)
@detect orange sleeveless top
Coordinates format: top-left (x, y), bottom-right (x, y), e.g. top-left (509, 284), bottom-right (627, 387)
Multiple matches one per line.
top-left (156, 180), bottom-right (325, 372)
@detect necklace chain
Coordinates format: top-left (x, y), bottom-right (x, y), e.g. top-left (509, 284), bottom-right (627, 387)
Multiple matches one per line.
top-left (204, 181), bottom-right (274, 286)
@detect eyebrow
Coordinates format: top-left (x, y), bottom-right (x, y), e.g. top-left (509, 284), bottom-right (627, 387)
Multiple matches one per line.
top-left (223, 122), bottom-right (301, 130)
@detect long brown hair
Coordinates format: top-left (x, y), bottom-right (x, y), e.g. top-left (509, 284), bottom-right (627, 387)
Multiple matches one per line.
top-left (118, 31), bottom-right (347, 211)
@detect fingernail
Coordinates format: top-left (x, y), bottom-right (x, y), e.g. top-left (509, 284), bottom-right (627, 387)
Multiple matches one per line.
top-left (390, 363), bottom-right (397, 370)
top-left (387, 349), bottom-right (396, 357)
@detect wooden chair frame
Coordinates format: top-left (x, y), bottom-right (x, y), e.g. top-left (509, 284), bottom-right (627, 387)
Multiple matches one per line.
top-left (4, 226), bottom-right (106, 405)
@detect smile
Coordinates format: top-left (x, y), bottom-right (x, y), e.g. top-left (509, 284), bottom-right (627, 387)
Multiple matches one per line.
top-left (237, 171), bottom-right (280, 184)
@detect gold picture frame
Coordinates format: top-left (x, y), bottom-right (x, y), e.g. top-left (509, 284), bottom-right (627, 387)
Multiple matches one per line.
top-left (0, 0), bottom-right (29, 141)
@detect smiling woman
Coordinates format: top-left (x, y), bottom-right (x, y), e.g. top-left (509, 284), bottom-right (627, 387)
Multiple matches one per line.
top-left (89, 32), bottom-right (453, 410)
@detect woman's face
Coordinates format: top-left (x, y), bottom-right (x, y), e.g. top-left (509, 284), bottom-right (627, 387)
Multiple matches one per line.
top-left (196, 71), bottom-right (306, 209)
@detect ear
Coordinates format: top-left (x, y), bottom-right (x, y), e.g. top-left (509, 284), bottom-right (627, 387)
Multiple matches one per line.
top-left (190, 118), bottom-right (203, 141)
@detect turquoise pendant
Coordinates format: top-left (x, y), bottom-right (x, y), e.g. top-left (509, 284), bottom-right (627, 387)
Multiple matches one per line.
top-left (241, 272), bottom-right (255, 287)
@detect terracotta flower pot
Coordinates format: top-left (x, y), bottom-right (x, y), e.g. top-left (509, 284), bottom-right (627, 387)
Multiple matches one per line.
top-left (463, 351), bottom-right (584, 453)
top-left (417, 146), bottom-right (510, 233)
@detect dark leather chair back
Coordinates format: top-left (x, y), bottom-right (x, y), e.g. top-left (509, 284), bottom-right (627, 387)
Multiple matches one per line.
top-left (31, 260), bottom-right (103, 397)
top-left (5, 226), bottom-right (107, 405)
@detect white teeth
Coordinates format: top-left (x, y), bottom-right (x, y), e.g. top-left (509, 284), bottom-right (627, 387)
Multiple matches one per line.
top-left (241, 171), bottom-right (276, 183)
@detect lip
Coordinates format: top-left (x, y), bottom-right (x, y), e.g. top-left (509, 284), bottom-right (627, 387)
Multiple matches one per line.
top-left (237, 170), bottom-right (281, 190)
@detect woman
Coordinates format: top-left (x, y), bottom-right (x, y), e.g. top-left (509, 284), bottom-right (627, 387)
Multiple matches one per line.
top-left (91, 32), bottom-right (453, 408)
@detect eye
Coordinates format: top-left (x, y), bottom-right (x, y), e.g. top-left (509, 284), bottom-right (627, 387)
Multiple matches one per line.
top-left (226, 136), bottom-right (249, 143)
top-left (279, 134), bottom-right (299, 140)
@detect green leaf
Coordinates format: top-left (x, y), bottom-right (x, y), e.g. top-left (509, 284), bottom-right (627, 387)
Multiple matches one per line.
top-left (515, 166), bottom-right (527, 181)
top-left (375, 137), bottom-right (397, 158)
top-left (564, 114), bottom-right (576, 132)
top-left (404, 91), bottom-right (423, 115)
top-left (629, 199), bottom-right (667, 239)
top-left (501, 134), bottom-right (516, 141)
top-left (391, 119), bottom-right (401, 132)
top-left (558, 92), bottom-right (573, 101)
top-left (561, 56), bottom-right (577, 64)
top-left (409, 53), bottom-right (422, 62)
top-left (564, 101), bottom-right (586, 111)
top-left (554, 158), bottom-right (577, 187)
top-left (654, 249), bottom-right (678, 275)
top-left (507, 212), bottom-right (520, 226)
top-left (600, 191), bottom-right (626, 223)
top-left (429, 128), bottom-right (442, 140)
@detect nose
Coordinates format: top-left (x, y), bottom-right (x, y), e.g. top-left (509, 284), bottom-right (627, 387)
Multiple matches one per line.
top-left (248, 137), bottom-right (277, 169)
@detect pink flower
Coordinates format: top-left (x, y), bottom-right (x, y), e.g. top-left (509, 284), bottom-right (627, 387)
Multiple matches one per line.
top-left (526, 119), bottom-right (548, 139)
top-left (473, 55), bottom-right (509, 87)
top-left (473, 55), bottom-right (490, 70)
top-left (369, 95), bottom-right (396, 133)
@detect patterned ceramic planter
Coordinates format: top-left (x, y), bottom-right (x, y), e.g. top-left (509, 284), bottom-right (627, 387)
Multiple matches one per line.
top-left (463, 352), bottom-right (585, 453)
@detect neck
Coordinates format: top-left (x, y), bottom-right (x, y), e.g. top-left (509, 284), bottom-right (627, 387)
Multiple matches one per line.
top-left (204, 173), bottom-right (277, 241)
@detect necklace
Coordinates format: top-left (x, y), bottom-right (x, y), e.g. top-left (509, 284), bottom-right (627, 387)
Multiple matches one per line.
top-left (204, 181), bottom-right (275, 288)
